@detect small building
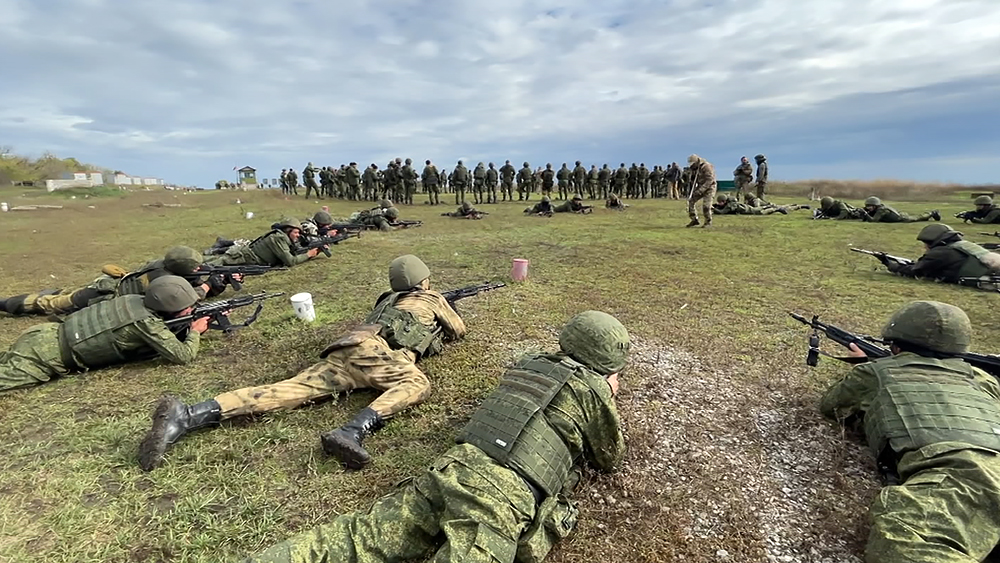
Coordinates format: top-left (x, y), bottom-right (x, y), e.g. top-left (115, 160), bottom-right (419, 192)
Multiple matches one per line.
top-left (237, 166), bottom-right (257, 185)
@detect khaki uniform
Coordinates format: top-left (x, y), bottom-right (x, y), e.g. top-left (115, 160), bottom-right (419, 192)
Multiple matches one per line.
top-left (244, 353), bottom-right (625, 563)
top-left (206, 230), bottom-right (309, 268)
top-left (214, 291), bottom-right (465, 420)
top-left (686, 160), bottom-right (718, 223)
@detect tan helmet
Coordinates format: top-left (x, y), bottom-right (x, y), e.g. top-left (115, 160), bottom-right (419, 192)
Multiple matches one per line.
top-left (144, 275), bottom-right (199, 312)
top-left (163, 246), bottom-right (202, 275)
top-left (388, 255), bottom-right (430, 291)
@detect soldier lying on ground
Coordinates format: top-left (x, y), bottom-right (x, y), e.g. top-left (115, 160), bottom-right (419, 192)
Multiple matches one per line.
top-left (442, 201), bottom-right (487, 219)
top-left (713, 194), bottom-right (809, 215)
top-left (814, 196), bottom-right (870, 220)
top-left (863, 196), bottom-right (940, 223)
top-left (886, 224), bottom-right (1000, 286)
top-left (138, 255), bottom-right (466, 472)
top-left (606, 192), bottom-right (629, 210)
top-left (524, 196), bottom-right (554, 216)
top-left (553, 194), bottom-right (593, 214)
top-left (956, 195), bottom-right (1000, 225)
top-left (205, 218), bottom-right (325, 267)
top-left (240, 310), bottom-right (629, 563)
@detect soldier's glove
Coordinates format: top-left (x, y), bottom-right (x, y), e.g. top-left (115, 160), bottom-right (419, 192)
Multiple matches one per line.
top-left (207, 273), bottom-right (229, 293)
top-left (884, 260), bottom-right (902, 273)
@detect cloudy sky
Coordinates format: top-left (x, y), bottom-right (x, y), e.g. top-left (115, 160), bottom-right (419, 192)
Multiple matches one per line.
top-left (2, 0), bottom-right (999, 187)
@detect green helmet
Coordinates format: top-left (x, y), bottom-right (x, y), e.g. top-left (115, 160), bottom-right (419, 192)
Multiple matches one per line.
top-left (754, 154), bottom-right (766, 162)
top-left (916, 223), bottom-right (960, 245)
top-left (716, 194), bottom-right (728, 203)
top-left (975, 195), bottom-right (993, 206)
top-left (541, 195), bottom-right (550, 203)
top-left (163, 246), bottom-right (202, 275)
top-left (523, 162), bottom-right (530, 167)
top-left (864, 196), bottom-right (882, 207)
top-left (313, 210), bottom-right (333, 225)
top-left (388, 255), bottom-right (430, 291)
top-left (572, 194), bottom-right (582, 201)
top-left (820, 196), bottom-right (834, 209)
top-left (274, 217), bottom-right (299, 230)
top-left (144, 275), bottom-right (199, 313)
top-left (461, 201), bottom-right (473, 211)
top-left (384, 207), bottom-right (399, 220)
top-left (559, 311), bottom-right (630, 375)
top-left (379, 198), bottom-right (392, 208)
top-left (881, 300), bottom-right (971, 354)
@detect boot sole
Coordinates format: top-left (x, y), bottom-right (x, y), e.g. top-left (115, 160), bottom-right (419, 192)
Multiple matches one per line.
top-left (320, 432), bottom-right (372, 470)
top-left (137, 396), bottom-right (181, 472)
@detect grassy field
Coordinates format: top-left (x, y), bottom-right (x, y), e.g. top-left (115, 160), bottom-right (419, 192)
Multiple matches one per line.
top-left (0, 186), bottom-right (997, 563)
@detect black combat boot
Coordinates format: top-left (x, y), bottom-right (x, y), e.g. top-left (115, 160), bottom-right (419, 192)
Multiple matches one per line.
top-left (2, 294), bottom-right (31, 315)
top-left (685, 218), bottom-right (700, 228)
top-left (320, 407), bottom-right (385, 470)
top-left (931, 210), bottom-right (941, 221)
top-left (138, 396), bottom-right (222, 472)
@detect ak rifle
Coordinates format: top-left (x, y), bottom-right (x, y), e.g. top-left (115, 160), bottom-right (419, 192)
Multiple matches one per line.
top-left (195, 264), bottom-right (287, 291)
top-left (850, 248), bottom-right (914, 266)
top-left (296, 231), bottom-right (361, 257)
top-left (441, 281), bottom-right (506, 304)
top-left (168, 291), bottom-right (285, 334)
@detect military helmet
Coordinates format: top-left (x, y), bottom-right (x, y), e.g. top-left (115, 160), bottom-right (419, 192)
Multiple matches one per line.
top-left (388, 254), bottom-right (430, 292)
top-left (144, 275), bottom-right (199, 313)
top-left (163, 246), bottom-right (202, 276)
top-left (384, 207), bottom-right (399, 220)
top-left (864, 196), bottom-right (882, 207)
top-left (576, 160), bottom-right (581, 166)
top-left (274, 217), bottom-right (299, 230)
top-left (457, 160), bottom-right (463, 165)
top-left (820, 196), bottom-right (834, 209)
top-left (426, 159), bottom-right (431, 165)
top-left (379, 198), bottom-right (392, 208)
top-left (546, 163), bottom-right (552, 168)
top-left (975, 195), bottom-right (993, 206)
top-left (395, 157), bottom-right (402, 164)
top-left (881, 300), bottom-right (971, 354)
top-left (754, 154), bottom-right (766, 162)
top-left (559, 310), bottom-right (631, 375)
top-left (461, 201), bottom-right (473, 211)
top-left (405, 158), bottom-right (412, 165)
top-left (541, 195), bottom-right (550, 202)
top-left (916, 223), bottom-right (960, 245)
top-left (716, 194), bottom-right (728, 203)
top-left (307, 161), bottom-right (313, 166)
top-left (572, 194), bottom-right (582, 201)
top-left (523, 161), bottom-right (530, 167)
top-left (313, 210), bottom-right (333, 225)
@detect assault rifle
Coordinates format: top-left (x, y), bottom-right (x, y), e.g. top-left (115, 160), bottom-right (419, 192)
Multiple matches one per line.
top-left (789, 312), bottom-right (1000, 377)
top-left (981, 231), bottom-right (1000, 239)
top-left (958, 276), bottom-right (1000, 292)
top-left (195, 264), bottom-right (288, 291)
top-left (295, 231), bottom-right (361, 257)
top-left (328, 222), bottom-right (367, 233)
top-left (167, 291), bottom-right (285, 334)
top-left (955, 211), bottom-right (977, 221)
top-left (390, 220), bottom-right (423, 229)
top-left (850, 248), bottom-right (914, 266)
top-left (441, 281), bottom-right (507, 303)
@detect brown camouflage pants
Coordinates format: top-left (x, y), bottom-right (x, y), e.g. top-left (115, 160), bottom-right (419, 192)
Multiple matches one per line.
top-left (687, 185), bottom-right (717, 223)
top-left (18, 289), bottom-right (79, 315)
top-left (214, 335), bottom-right (430, 419)
top-left (667, 180), bottom-right (679, 199)
top-left (734, 179), bottom-right (751, 201)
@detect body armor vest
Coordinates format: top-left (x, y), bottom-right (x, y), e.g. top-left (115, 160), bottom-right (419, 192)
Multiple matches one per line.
top-left (457, 355), bottom-right (586, 497)
top-left (248, 230), bottom-right (289, 265)
top-left (114, 260), bottom-right (168, 296)
top-left (865, 355), bottom-right (1000, 458)
top-left (58, 295), bottom-right (153, 368)
top-left (363, 292), bottom-right (441, 358)
top-left (951, 240), bottom-right (994, 278)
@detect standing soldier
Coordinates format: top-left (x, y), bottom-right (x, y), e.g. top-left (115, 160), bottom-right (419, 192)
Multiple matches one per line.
top-left (499, 160), bottom-right (516, 202)
top-left (613, 163), bottom-right (628, 196)
top-left (438, 167), bottom-right (448, 195)
top-left (588, 164), bottom-right (600, 199)
top-left (485, 162), bottom-right (498, 204)
top-left (638, 163), bottom-right (650, 198)
top-left (598, 164), bottom-right (612, 199)
top-left (533, 166), bottom-right (544, 196)
top-left (421, 160), bottom-right (440, 205)
top-left (303, 162), bottom-right (320, 199)
top-left (648, 165), bottom-right (662, 198)
top-left (362, 164), bottom-right (378, 202)
top-left (679, 166), bottom-right (691, 198)
top-left (665, 162), bottom-right (681, 199)
top-left (627, 163), bottom-right (639, 198)
top-left (279, 169), bottom-right (288, 195)
top-left (392, 158), bottom-right (406, 203)
top-left (516, 161), bottom-right (533, 201)
top-left (572, 160), bottom-right (587, 198)
top-left (472, 162), bottom-right (487, 204)
top-left (401, 158), bottom-right (418, 205)
top-left (540, 164), bottom-right (555, 199)
top-left (381, 161), bottom-right (396, 201)
top-left (285, 167), bottom-right (299, 196)
top-left (451, 160), bottom-right (469, 205)
top-left (754, 154), bottom-right (768, 198)
top-left (733, 156), bottom-right (754, 201)
top-left (344, 162), bottom-right (361, 201)
top-left (318, 166), bottom-right (332, 198)
top-left (556, 163), bottom-right (571, 200)
top-left (686, 154), bottom-right (717, 228)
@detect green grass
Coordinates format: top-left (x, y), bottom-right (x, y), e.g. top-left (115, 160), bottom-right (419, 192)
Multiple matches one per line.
top-left (0, 188), bottom-right (997, 562)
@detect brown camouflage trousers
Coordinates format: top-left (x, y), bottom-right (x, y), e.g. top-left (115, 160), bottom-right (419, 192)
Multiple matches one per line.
top-left (866, 447), bottom-right (1000, 563)
top-left (734, 179), bottom-right (751, 201)
top-left (0, 323), bottom-right (71, 392)
top-left (244, 444), bottom-right (536, 563)
top-left (16, 288), bottom-right (79, 315)
top-left (214, 335), bottom-right (430, 419)
top-left (755, 181), bottom-right (767, 198)
top-left (687, 185), bottom-right (717, 223)
top-left (667, 180), bottom-right (679, 199)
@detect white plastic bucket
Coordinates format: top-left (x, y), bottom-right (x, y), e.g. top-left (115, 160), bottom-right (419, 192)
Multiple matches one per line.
top-left (290, 292), bottom-right (316, 322)
top-left (245, 211), bottom-right (254, 219)
top-left (511, 259), bottom-right (529, 281)
top-left (0, 202), bottom-right (7, 212)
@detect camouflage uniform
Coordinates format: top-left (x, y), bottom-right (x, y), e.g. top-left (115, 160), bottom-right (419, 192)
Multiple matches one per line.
top-left (598, 165), bottom-right (611, 199)
top-left (754, 154), bottom-right (768, 198)
top-left (665, 163), bottom-right (681, 200)
top-left (443, 202), bottom-right (485, 219)
top-left (206, 229), bottom-right (311, 268)
top-left (279, 170), bottom-right (288, 195)
top-left (285, 169), bottom-right (298, 195)
top-left (888, 225), bottom-right (1000, 285)
top-left (516, 163), bottom-right (533, 201)
top-left (243, 309), bottom-right (627, 563)
top-left (401, 159), bottom-right (418, 205)
top-left (556, 164), bottom-right (571, 200)
top-left (820, 301), bottom-right (1000, 563)
top-left (733, 158), bottom-right (753, 201)
top-left (0, 294), bottom-right (200, 392)
top-left (553, 197), bottom-right (590, 214)
top-left (648, 166), bottom-right (662, 198)
top-left (438, 169), bottom-right (448, 194)
top-left (960, 196), bottom-right (1000, 224)
top-left (362, 165), bottom-right (379, 202)
top-left (816, 197), bottom-right (869, 220)
top-left (540, 165), bottom-right (555, 197)
top-left (485, 163), bottom-right (499, 204)
top-left (318, 167), bottom-right (333, 198)
top-left (303, 163), bottom-right (321, 199)
top-left (613, 164), bottom-right (628, 196)
top-left (865, 198), bottom-right (939, 223)
top-left (452, 162), bottom-right (470, 205)
top-left (499, 161), bottom-right (516, 202)
top-left (606, 193), bottom-right (628, 210)
top-left (344, 163), bottom-right (362, 201)
top-left (587, 166), bottom-right (600, 199)
top-left (637, 164), bottom-right (649, 198)
top-left (421, 162), bottom-right (440, 205)
top-left (572, 162), bottom-right (587, 199)
top-left (472, 163), bottom-right (487, 204)
top-left (627, 164), bottom-right (638, 198)
top-left (685, 155), bottom-right (717, 227)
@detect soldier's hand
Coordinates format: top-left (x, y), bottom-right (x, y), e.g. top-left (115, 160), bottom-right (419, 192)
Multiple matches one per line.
top-left (846, 343), bottom-right (868, 360)
top-left (307, 247), bottom-right (321, 258)
top-left (192, 316), bottom-right (211, 334)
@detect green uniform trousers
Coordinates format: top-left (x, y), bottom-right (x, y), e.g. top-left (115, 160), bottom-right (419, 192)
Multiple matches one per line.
top-left (867, 445), bottom-right (1000, 563)
top-left (0, 323), bottom-right (71, 392)
top-left (245, 444), bottom-right (536, 563)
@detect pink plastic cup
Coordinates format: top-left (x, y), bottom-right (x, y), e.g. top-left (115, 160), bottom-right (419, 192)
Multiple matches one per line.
top-left (511, 259), bottom-right (529, 281)
top-left (321, 205), bottom-right (330, 212)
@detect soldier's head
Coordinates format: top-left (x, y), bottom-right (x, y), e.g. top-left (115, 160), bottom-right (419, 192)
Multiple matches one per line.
top-left (741, 156), bottom-right (749, 164)
top-left (864, 196), bottom-right (882, 211)
top-left (350, 162), bottom-right (357, 167)
top-left (541, 195), bottom-right (551, 203)
top-left (162, 246), bottom-right (203, 276)
top-left (819, 196), bottom-right (834, 210)
top-left (379, 198), bottom-right (392, 209)
top-left (395, 157), bottom-right (402, 165)
top-left (545, 163), bottom-right (552, 169)
top-left (561, 163), bottom-right (567, 168)
top-left (505, 160), bottom-right (511, 165)
top-left (572, 194), bottom-right (583, 201)
top-left (640, 163), bottom-right (645, 167)
top-left (576, 160), bottom-right (582, 166)
top-left (273, 217), bottom-right (302, 241)
top-left (457, 160), bottom-right (463, 166)
top-left (687, 154), bottom-right (702, 168)
top-left (881, 301), bottom-right (972, 355)
top-left (716, 194), bottom-right (728, 203)
top-left (313, 210), bottom-right (333, 227)
top-left (307, 162), bottom-right (313, 167)
top-left (975, 195), bottom-right (993, 210)
top-left (425, 159), bottom-right (431, 165)
top-left (388, 254), bottom-right (431, 291)
top-left (620, 163), bottom-right (625, 167)
top-left (371, 163), bottom-right (378, 169)
top-left (281, 168), bottom-right (286, 172)
top-left (754, 154), bottom-right (766, 163)
top-left (461, 201), bottom-right (473, 211)
top-left (916, 223), bottom-right (962, 248)
top-left (559, 311), bottom-right (631, 387)
top-left (489, 162), bottom-right (495, 168)
top-left (591, 164), bottom-right (597, 169)
top-left (477, 162), bottom-right (484, 167)
top-left (603, 164), bottom-right (609, 169)
top-left (384, 207), bottom-right (400, 220)
top-left (405, 158), bottom-right (412, 165)
top-left (144, 275), bottom-right (200, 316)
top-left (523, 161), bottom-right (530, 168)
